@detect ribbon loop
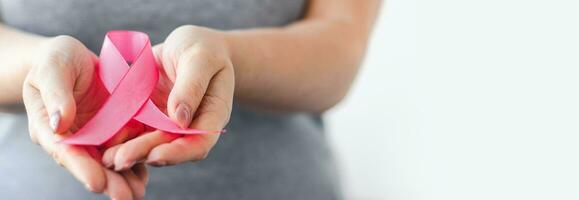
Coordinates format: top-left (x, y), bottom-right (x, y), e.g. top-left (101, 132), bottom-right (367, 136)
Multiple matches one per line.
top-left (63, 30), bottom-right (214, 145)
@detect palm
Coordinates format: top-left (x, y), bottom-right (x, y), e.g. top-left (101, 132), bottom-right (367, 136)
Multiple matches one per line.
top-left (70, 74), bottom-right (108, 132)
top-left (149, 64), bottom-right (174, 114)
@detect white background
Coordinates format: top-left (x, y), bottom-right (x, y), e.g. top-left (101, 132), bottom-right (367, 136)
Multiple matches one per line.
top-left (327, 0), bottom-right (579, 199)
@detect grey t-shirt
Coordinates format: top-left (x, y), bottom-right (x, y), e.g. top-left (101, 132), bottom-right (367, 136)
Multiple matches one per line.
top-left (0, 0), bottom-right (342, 199)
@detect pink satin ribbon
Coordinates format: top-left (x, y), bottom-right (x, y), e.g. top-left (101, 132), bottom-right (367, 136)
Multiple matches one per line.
top-left (62, 30), bottom-right (216, 145)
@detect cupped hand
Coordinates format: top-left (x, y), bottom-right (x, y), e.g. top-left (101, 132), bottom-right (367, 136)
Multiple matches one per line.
top-left (22, 35), bottom-right (148, 199)
top-left (103, 25), bottom-right (234, 170)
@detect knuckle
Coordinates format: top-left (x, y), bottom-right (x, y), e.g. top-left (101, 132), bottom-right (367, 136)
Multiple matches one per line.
top-left (33, 57), bottom-right (73, 85)
top-left (49, 35), bottom-right (86, 53)
top-left (35, 35), bottom-right (84, 70)
top-left (36, 53), bottom-right (66, 73)
top-left (166, 25), bottom-right (203, 46)
top-left (180, 47), bottom-right (211, 65)
top-left (191, 45), bottom-right (225, 65)
top-left (175, 25), bottom-right (201, 34)
top-left (50, 149), bottom-right (63, 167)
top-left (173, 25), bottom-right (214, 39)
top-left (52, 35), bottom-right (78, 43)
top-left (44, 36), bottom-right (80, 60)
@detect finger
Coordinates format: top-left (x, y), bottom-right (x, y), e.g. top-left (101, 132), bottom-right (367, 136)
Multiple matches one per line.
top-left (152, 45), bottom-right (164, 69)
top-left (102, 144), bottom-right (121, 169)
top-left (103, 169), bottom-right (133, 200)
top-left (102, 120), bottom-right (145, 168)
top-left (122, 169), bottom-right (146, 200)
top-left (147, 68), bottom-right (233, 165)
top-left (162, 44), bottom-right (223, 128)
top-left (28, 52), bottom-right (82, 134)
top-left (101, 128), bottom-right (131, 150)
top-left (23, 82), bottom-right (45, 144)
top-left (57, 145), bottom-right (107, 193)
top-left (113, 130), bottom-right (180, 171)
top-left (23, 83), bottom-right (106, 193)
top-left (146, 134), bottom-right (218, 166)
top-left (101, 120), bottom-right (143, 149)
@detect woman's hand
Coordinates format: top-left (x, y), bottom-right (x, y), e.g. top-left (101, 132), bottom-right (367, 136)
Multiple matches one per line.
top-left (103, 25), bottom-right (234, 170)
top-left (22, 35), bottom-right (148, 200)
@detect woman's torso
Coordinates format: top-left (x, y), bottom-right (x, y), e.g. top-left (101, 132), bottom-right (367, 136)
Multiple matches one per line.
top-left (0, 1), bottom-right (342, 199)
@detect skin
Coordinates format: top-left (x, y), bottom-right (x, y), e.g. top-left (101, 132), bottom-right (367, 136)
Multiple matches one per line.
top-left (0, 0), bottom-right (381, 198)
top-left (22, 35), bottom-right (148, 200)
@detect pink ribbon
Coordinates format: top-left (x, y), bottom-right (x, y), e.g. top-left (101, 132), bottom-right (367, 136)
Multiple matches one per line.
top-left (62, 30), bottom-right (216, 145)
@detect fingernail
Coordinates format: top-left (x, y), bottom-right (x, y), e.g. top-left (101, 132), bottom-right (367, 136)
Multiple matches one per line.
top-left (114, 161), bottom-right (135, 171)
top-left (103, 160), bottom-right (113, 168)
top-left (146, 160), bottom-right (167, 167)
top-left (114, 164), bottom-right (122, 171)
top-left (49, 111), bottom-right (61, 132)
top-left (175, 103), bottom-right (191, 129)
top-left (124, 161), bottom-right (136, 169)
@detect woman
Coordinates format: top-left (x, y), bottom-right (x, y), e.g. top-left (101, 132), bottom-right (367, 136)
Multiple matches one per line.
top-left (0, 0), bottom-right (380, 199)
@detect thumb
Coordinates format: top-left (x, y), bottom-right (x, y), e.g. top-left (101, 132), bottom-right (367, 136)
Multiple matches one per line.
top-left (28, 35), bottom-right (100, 134)
top-left (31, 62), bottom-right (77, 134)
top-left (39, 37), bottom-right (100, 134)
top-left (164, 48), bottom-right (220, 128)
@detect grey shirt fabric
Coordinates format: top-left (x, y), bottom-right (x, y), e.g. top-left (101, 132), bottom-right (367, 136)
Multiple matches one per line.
top-left (0, 0), bottom-right (342, 199)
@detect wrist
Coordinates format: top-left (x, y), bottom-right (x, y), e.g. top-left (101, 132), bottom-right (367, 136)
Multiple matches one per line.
top-left (0, 31), bottom-right (48, 104)
top-left (220, 30), bottom-right (242, 68)
top-left (21, 35), bottom-right (52, 75)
